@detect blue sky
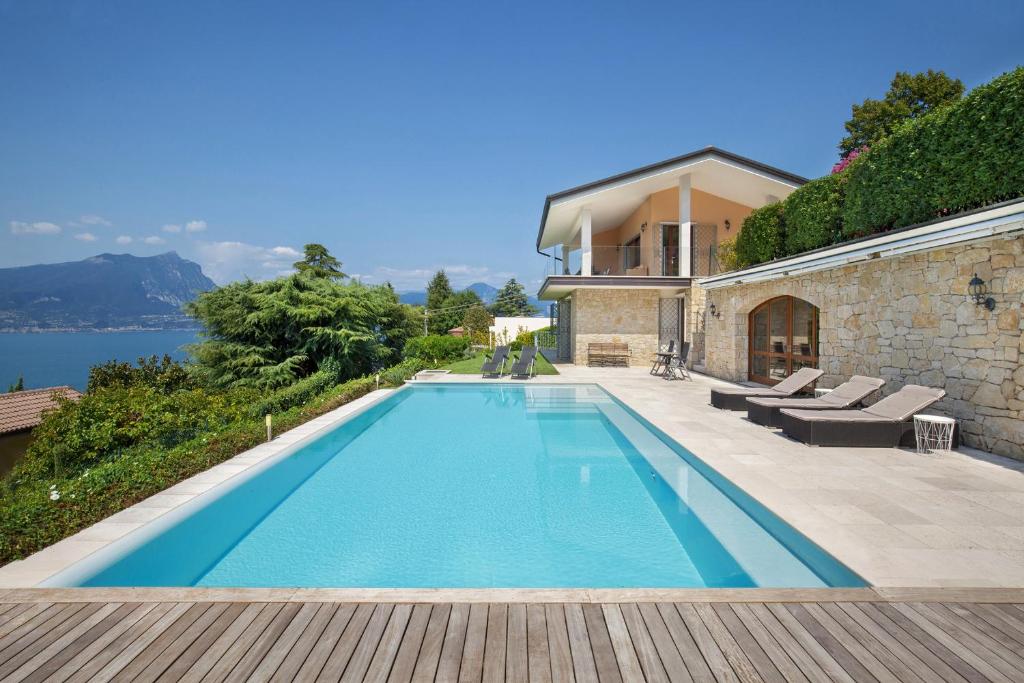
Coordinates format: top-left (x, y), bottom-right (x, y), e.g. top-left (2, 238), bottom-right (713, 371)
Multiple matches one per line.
top-left (1, 0), bottom-right (1021, 291)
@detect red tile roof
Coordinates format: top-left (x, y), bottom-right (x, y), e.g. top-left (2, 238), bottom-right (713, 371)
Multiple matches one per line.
top-left (0, 386), bottom-right (82, 435)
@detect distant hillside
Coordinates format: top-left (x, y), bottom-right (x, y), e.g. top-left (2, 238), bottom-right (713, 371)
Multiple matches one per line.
top-left (399, 281), bottom-right (545, 314)
top-left (0, 252), bottom-right (215, 331)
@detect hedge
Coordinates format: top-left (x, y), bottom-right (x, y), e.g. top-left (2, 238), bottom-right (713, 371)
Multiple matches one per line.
top-left (403, 334), bottom-right (470, 364)
top-left (0, 361), bottom-right (424, 566)
top-left (731, 67), bottom-right (1024, 268)
top-left (784, 172), bottom-right (847, 253)
top-left (734, 203), bottom-right (785, 268)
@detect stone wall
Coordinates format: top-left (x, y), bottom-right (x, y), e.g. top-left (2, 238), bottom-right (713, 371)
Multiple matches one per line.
top-left (696, 229), bottom-right (1024, 459)
top-left (571, 288), bottom-right (660, 366)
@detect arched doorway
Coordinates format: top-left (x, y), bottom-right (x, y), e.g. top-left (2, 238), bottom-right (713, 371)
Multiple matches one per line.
top-left (748, 296), bottom-right (819, 384)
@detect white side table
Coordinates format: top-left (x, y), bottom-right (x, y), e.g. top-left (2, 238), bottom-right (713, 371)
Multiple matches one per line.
top-left (814, 388), bottom-right (833, 398)
top-left (913, 414), bottom-right (956, 454)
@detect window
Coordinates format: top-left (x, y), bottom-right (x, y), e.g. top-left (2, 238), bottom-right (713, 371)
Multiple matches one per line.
top-left (748, 296), bottom-right (818, 384)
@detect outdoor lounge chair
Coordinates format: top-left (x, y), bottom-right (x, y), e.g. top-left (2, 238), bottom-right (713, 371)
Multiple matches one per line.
top-left (746, 375), bottom-right (885, 427)
top-left (710, 366), bottom-right (824, 410)
top-left (650, 340), bottom-right (674, 375)
top-left (778, 384), bottom-right (949, 447)
top-left (509, 346), bottom-right (537, 379)
top-left (664, 342), bottom-right (691, 381)
top-left (481, 346), bottom-right (510, 377)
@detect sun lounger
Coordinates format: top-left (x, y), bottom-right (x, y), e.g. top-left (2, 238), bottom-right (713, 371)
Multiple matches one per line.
top-left (481, 346), bottom-right (510, 377)
top-left (710, 366), bottom-right (824, 410)
top-left (746, 375), bottom-right (885, 427)
top-left (509, 346), bottom-right (537, 379)
top-left (778, 384), bottom-right (948, 447)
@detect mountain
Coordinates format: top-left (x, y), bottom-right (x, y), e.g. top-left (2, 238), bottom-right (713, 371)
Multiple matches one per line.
top-left (399, 281), bottom-right (546, 315)
top-left (0, 252), bottom-right (215, 331)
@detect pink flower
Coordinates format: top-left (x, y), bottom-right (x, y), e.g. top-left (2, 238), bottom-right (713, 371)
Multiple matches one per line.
top-left (831, 145), bottom-right (869, 174)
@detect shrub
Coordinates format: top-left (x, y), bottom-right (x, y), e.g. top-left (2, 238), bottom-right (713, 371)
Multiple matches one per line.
top-left (715, 237), bottom-right (741, 272)
top-left (402, 334), bottom-right (469, 364)
top-left (87, 355), bottom-right (197, 393)
top-left (248, 357), bottom-right (342, 418)
top-left (734, 203), bottom-right (785, 268)
top-left (378, 358), bottom-right (429, 386)
top-left (509, 329), bottom-right (538, 351)
top-left (783, 172), bottom-right (848, 254)
top-left (843, 67), bottom-right (1024, 237)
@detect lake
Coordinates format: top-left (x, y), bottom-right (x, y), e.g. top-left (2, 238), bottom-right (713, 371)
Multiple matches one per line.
top-left (0, 330), bottom-right (199, 391)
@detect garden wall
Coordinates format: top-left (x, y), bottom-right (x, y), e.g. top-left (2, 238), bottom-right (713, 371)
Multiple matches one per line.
top-left (695, 225), bottom-right (1024, 459)
top-left (570, 289), bottom-right (660, 366)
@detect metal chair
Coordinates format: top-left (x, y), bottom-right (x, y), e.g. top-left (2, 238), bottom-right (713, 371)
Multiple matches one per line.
top-left (650, 340), bottom-right (675, 375)
top-left (664, 342), bottom-right (691, 381)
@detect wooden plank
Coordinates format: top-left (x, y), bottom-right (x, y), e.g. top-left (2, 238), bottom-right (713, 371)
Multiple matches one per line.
top-left (0, 602), bottom-right (19, 620)
top-left (833, 602), bottom-right (959, 683)
top-left (505, 604), bottom-right (528, 683)
top-left (249, 602), bottom-right (323, 681)
top-left (706, 603), bottom-right (782, 683)
top-left (725, 604), bottom-right (808, 683)
top-left (619, 602), bottom-right (668, 682)
top-left (67, 603), bottom-right (185, 683)
top-left (482, 603), bottom-right (507, 683)
top-left (581, 604), bottom-right (621, 683)
top-left (154, 602), bottom-right (249, 683)
top-left (364, 603), bottom-right (414, 683)
top-left (748, 604), bottom-right (844, 683)
top-left (0, 603), bottom-right (54, 641)
top-left (906, 603), bottom-right (1024, 680)
top-left (686, 603), bottom-right (761, 683)
top-left (674, 603), bottom-right (740, 683)
top-left (182, 602), bottom-right (268, 682)
top-left (562, 604), bottom-right (597, 683)
top-left (868, 602), bottom-right (987, 683)
top-left (341, 603), bottom-right (397, 682)
top-left (810, 602), bottom-right (923, 683)
top-left (17, 602), bottom-right (135, 683)
top-left (0, 603), bottom-right (87, 661)
top-left (272, 603), bottom-right (340, 682)
top-left (6, 602), bottom-right (122, 683)
top-left (103, 602), bottom-right (209, 682)
top-left (527, 603), bottom-right (552, 683)
top-left (387, 603), bottom-right (432, 683)
top-left (45, 602), bottom-right (161, 683)
top-left (933, 602), bottom-right (1024, 663)
top-left (119, 602), bottom-right (228, 682)
top-left (315, 602), bottom-right (375, 682)
top-left (959, 603), bottom-right (1024, 647)
top-left (0, 603), bottom-right (105, 680)
top-left (655, 603), bottom-right (716, 683)
top-left (436, 603), bottom-right (470, 681)
top-left (600, 604), bottom-right (643, 682)
top-left (544, 604), bottom-right (575, 683)
top-left (635, 603), bottom-right (690, 683)
top-left (458, 603), bottom-right (488, 683)
top-left (782, 604), bottom-right (878, 683)
top-left (295, 603), bottom-right (357, 681)
top-left (411, 603), bottom-right (451, 683)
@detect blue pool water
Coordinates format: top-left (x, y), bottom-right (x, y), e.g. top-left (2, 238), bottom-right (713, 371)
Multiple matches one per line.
top-left (48, 384), bottom-right (864, 588)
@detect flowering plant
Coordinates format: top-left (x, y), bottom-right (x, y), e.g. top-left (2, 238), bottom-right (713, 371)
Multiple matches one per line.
top-left (831, 145), bottom-right (868, 174)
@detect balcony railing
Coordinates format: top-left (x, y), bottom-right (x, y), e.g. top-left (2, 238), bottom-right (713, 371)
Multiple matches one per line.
top-left (542, 245), bottom-right (721, 278)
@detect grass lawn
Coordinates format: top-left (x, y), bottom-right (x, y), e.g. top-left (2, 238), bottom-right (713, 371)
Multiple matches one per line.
top-left (442, 350), bottom-right (559, 375)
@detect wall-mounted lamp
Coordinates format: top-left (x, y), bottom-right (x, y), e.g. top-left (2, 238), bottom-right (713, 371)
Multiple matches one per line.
top-left (640, 222), bottom-right (647, 233)
top-left (707, 301), bottom-right (721, 319)
top-left (724, 219), bottom-right (731, 231)
top-left (968, 273), bottom-right (995, 311)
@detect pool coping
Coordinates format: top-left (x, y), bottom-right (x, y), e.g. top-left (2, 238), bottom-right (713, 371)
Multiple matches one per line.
top-left (0, 387), bottom-right (401, 589)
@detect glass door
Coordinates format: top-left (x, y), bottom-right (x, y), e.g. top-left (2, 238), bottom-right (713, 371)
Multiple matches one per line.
top-left (660, 223), bottom-right (679, 276)
top-left (748, 296), bottom-right (819, 385)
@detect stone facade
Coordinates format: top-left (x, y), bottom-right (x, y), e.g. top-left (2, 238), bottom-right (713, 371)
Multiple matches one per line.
top-left (569, 288), bottom-right (660, 366)
top-left (695, 228), bottom-right (1024, 459)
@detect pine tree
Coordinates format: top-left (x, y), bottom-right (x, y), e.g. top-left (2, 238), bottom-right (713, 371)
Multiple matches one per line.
top-left (489, 278), bottom-right (537, 316)
top-left (425, 270), bottom-right (454, 314)
top-left (293, 244), bottom-right (346, 279)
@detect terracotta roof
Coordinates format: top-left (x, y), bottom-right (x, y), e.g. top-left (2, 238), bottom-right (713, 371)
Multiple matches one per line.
top-left (0, 386), bottom-right (82, 435)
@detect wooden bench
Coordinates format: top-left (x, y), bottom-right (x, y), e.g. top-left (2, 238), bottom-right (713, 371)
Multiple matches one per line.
top-left (587, 342), bottom-right (630, 367)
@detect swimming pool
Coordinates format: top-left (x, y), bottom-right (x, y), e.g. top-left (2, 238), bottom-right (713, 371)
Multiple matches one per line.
top-left (45, 384), bottom-right (864, 588)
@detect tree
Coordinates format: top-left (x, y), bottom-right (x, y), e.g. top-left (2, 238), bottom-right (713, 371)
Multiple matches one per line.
top-left (428, 289), bottom-right (482, 335)
top-left (185, 273), bottom-right (414, 388)
top-left (7, 375), bottom-right (24, 393)
top-left (293, 243), bottom-right (346, 279)
top-left (489, 278), bottom-right (537, 317)
top-left (425, 270), bottom-right (453, 313)
top-left (462, 305), bottom-right (493, 344)
top-left (839, 70), bottom-right (964, 157)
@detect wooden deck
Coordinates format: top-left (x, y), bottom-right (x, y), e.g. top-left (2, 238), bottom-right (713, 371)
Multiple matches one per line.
top-left (4, 598), bottom-right (1024, 681)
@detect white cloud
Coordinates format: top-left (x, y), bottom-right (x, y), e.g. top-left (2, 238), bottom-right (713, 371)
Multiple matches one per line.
top-left (10, 220), bottom-right (61, 235)
top-left (143, 235), bottom-right (166, 245)
top-left (78, 214), bottom-right (113, 227)
top-left (185, 219), bottom-right (207, 233)
top-left (162, 224), bottom-right (182, 233)
top-left (372, 264), bottom-right (514, 290)
top-left (115, 235), bottom-right (133, 245)
top-left (74, 232), bottom-right (98, 242)
top-left (195, 240), bottom-right (300, 284)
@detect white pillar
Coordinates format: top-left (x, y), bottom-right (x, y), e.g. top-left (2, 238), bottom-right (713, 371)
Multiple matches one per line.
top-left (560, 243), bottom-right (571, 274)
top-left (678, 175), bottom-right (692, 277)
top-left (579, 208), bottom-right (592, 277)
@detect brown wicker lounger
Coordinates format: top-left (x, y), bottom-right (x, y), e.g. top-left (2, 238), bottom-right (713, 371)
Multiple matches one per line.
top-left (709, 366), bottom-right (824, 410)
top-left (746, 375), bottom-right (885, 427)
top-left (778, 384), bottom-right (948, 447)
